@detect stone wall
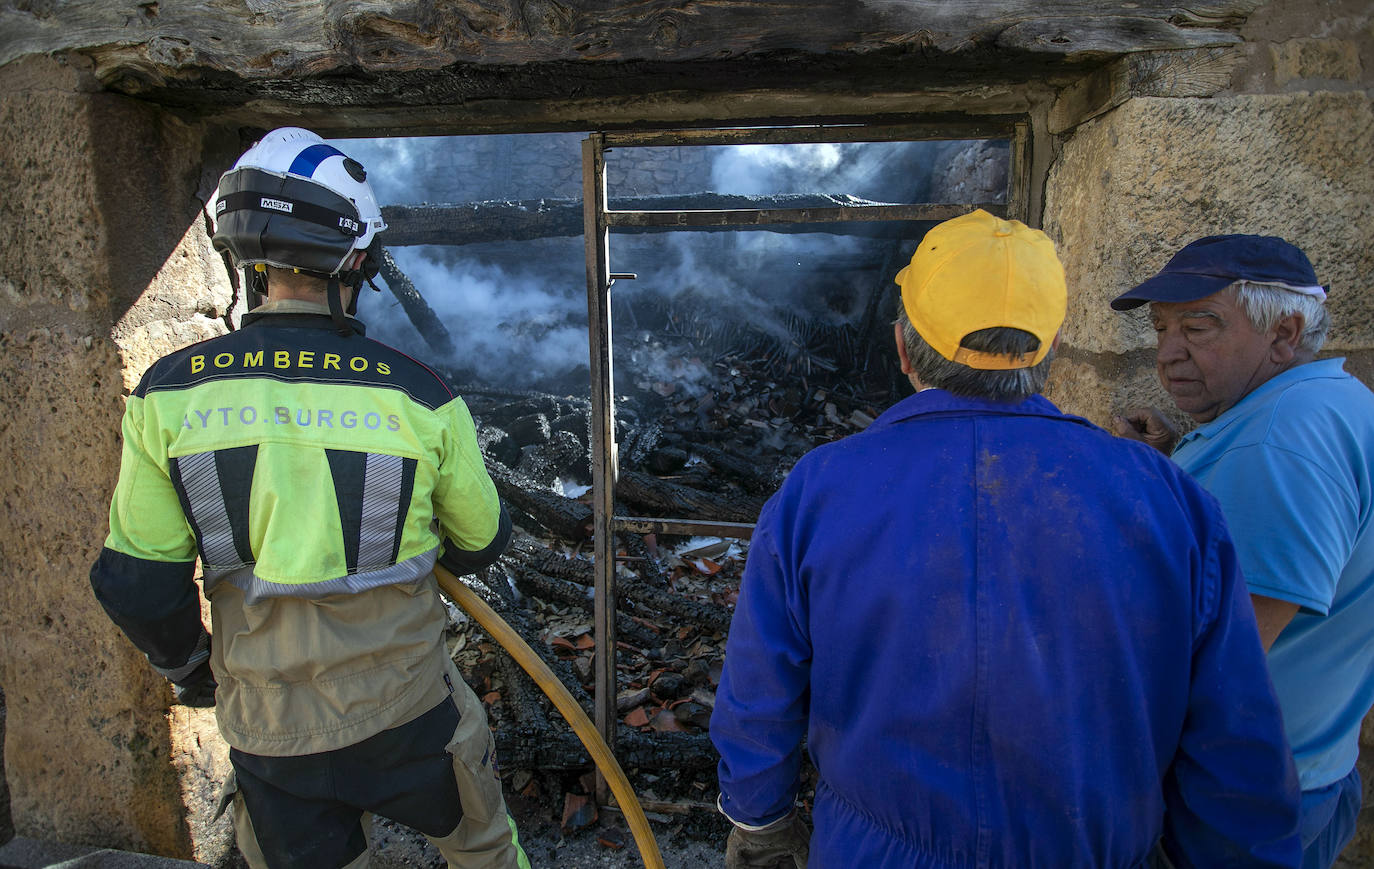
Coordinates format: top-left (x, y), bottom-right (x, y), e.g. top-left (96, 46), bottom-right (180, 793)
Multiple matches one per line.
top-left (0, 56), bottom-right (235, 858)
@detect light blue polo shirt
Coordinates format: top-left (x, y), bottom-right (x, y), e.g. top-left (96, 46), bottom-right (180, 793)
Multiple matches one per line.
top-left (1173, 357), bottom-right (1374, 791)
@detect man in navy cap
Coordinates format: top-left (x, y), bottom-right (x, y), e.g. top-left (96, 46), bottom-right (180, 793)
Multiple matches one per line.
top-left (1113, 235), bottom-right (1374, 868)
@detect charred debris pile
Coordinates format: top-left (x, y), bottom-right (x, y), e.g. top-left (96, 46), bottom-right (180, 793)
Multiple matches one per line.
top-left (433, 290), bottom-right (902, 810)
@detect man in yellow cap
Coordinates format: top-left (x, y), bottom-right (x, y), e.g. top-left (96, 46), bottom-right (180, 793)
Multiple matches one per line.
top-left (709, 209), bottom-right (1300, 868)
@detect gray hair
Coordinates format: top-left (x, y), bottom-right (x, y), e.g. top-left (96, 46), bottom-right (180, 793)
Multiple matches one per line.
top-left (897, 308), bottom-right (1053, 402)
top-left (1231, 280), bottom-right (1330, 354)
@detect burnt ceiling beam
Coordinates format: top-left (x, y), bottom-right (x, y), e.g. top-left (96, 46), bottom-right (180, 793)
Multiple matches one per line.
top-left (376, 248), bottom-right (456, 356)
top-left (381, 195), bottom-right (1004, 246)
top-left (0, 1), bottom-right (1262, 123)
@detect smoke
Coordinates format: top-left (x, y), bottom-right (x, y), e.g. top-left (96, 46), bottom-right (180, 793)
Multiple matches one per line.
top-left (364, 244), bottom-right (589, 388)
top-left (328, 134), bottom-right (1007, 392)
top-left (709, 141), bottom-right (922, 200)
top-left (336, 133), bottom-right (584, 204)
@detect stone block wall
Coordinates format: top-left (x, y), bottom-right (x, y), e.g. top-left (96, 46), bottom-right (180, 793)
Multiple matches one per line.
top-left (0, 57), bottom-right (235, 859)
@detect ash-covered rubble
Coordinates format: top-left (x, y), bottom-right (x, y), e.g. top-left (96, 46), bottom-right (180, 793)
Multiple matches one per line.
top-left (430, 298), bottom-right (899, 818)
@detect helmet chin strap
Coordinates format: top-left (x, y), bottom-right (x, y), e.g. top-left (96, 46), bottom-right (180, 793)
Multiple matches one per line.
top-left (246, 268), bottom-right (267, 311)
top-left (326, 277), bottom-right (354, 337)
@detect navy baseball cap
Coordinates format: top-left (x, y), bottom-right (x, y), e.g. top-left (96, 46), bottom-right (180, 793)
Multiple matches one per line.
top-left (1111, 234), bottom-right (1326, 311)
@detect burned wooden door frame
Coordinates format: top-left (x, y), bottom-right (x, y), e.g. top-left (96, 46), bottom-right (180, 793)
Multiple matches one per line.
top-left (581, 119), bottom-right (1031, 786)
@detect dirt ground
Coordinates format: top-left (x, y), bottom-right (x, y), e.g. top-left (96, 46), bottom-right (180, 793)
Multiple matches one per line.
top-left (503, 797), bottom-right (728, 868)
top-left (368, 767), bottom-right (733, 869)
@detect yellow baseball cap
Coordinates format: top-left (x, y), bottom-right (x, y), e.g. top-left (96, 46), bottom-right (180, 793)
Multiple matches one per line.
top-left (894, 209), bottom-right (1066, 370)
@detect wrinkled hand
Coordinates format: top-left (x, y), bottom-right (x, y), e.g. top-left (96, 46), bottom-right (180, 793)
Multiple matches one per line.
top-left (1112, 407), bottom-right (1180, 455)
top-left (725, 811), bottom-right (810, 869)
top-left (172, 660), bottom-right (217, 708)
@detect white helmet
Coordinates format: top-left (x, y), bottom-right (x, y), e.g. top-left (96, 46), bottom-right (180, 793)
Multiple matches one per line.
top-left (211, 127), bottom-right (387, 277)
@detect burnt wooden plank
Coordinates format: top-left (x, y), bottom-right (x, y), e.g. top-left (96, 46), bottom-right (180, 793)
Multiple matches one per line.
top-left (496, 723), bottom-right (717, 772)
top-left (2, 1), bottom-right (1262, 91)
top-left (507, 567), bottom-right (662, 648)
top-left (607, 202), bottom-right (981, 228)
top-left (382, 195), bottom-right (1001, 246)
top-left (616, 471), bottom-right (765, 525)
top-left (689, 445), bottom-right (782, 498)
top-left (487, 460), bottom-right (595, 541)
top-left (603, 121), bottom-right (1015, 146)
top-left (615, 517), bottom-right (756, 540)
top-left (503, 547), bottom-right (735, 636)
top-left (583, 133), bottom-right (621, 766)
top-left (376, 249), bottom-right (456, 356)
top-left (1048, 46), bottom-right (1243, 133)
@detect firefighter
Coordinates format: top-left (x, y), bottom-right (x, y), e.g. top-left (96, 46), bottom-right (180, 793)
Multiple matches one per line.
top-left (90, 127), bottom-right (529, 868)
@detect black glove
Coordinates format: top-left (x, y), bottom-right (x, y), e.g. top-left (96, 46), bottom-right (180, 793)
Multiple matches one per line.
top-left (171, 660), bottom-right (217, 708)
top-left (725, 810), bottom-right (810, 869)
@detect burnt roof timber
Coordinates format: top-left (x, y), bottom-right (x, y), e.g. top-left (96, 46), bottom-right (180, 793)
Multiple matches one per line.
top-left (1, 0), bottom-right (1261, 128)
top-left (606, 203), bottom-right (996, 229)
top-left (215, 94), bottom-right (1048, 142)
top-left (381, 197), bottom-right (1005, 246)
top-left (602, 120), bottom-right (1017, 146)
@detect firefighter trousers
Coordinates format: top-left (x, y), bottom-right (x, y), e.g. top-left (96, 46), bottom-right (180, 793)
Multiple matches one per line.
top-left (223, 675), bottom-right (529, 869)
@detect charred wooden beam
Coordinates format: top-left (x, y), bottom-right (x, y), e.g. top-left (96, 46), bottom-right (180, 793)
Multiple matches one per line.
top-left (619, 532), bottom-right (669, 587)
top-left (380, 196), bottom-right (990, 246)
top-left (6, 1), bottom-right (1260, 118)
top-left (616, 470), bottom-right (765, 524)
top-left (604, 122), bottom-right (1014, 147)
top-left (488, 460), bottom-right (594, 541)
top-left (691, 444), bottom-right (783, 497)
top-left (506, 531), bottom-right (597, 583)
top-left (1048, 46), bottom-right (1243, 134)
top-left (617, 573), bottom-right (732, 636)
top-left (516, 430), bottom-right (587, 488)
top-left (376, 248), bottom-right (455, 356)
top-left (457, 581), bottom-right (599, 769)
top-left (477, 424), bottom-right (522, 469)
top-left (463, 388), bottom-right (589, 414)
top-left (447, 546), bottom-right (720, 772)
top-left (614, 730), bottom-right (716, 772)
top-left (454, 570), bottom-right (595, 711)
top-left (473, 564), bottom-right (516, 608)
top-left (491, 642), bottom-right (561, 756)
top-left (607, 201), bottom-right (985, 230)
top-left (505, 413), bottom-right (552, 446)
top-left (505, 532), bottom-right (733, 634)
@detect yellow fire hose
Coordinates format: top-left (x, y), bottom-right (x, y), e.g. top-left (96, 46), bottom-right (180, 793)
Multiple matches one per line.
top-left (434, 565), bottom-right (667, 869)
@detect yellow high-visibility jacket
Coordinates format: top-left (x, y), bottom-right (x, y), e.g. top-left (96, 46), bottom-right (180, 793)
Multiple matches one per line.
top-left (91, 303), bottom-right (509, 755)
